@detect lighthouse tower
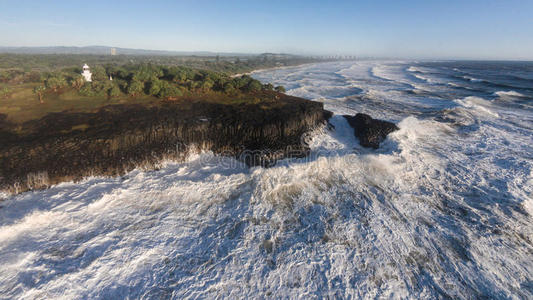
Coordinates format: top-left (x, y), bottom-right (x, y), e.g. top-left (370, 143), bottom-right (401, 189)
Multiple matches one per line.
top-left (81, 64), bottom-right (92, 82)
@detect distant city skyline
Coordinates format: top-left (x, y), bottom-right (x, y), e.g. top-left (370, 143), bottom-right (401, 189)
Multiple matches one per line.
top-left (1, 0), bottom-right (532, 60)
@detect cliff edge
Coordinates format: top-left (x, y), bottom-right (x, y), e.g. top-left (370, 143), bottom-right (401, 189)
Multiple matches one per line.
top-left (0, 92), bottom-right (330, 194)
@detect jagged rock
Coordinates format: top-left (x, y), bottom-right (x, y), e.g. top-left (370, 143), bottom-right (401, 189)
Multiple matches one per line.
top-left (0, 95), bottom-right (328, 194)
top-left (343, 113), bottom-right (398, 148)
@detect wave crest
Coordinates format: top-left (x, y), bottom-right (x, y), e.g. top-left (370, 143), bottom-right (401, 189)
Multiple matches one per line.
top-left (454, 96), bottom-right (499, 118)
top-left (494, 90), bottom-right (526, 98)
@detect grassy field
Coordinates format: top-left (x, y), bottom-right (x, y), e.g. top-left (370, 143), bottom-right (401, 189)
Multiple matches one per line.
top-left (0, 83), bottom-right (280, 124)
top-left (0, 83), bottom-right (158, 123)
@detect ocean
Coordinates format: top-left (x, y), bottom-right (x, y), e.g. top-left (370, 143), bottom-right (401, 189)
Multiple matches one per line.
top-left (1, 61), bottom-right (532, 299)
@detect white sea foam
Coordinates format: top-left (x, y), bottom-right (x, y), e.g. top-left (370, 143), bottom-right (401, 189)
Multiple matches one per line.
top-left (413, 73), bottom-right (433, 83)
top-left (407, 66), bottom-right (419, 73)
top-left (454, 96), bottom-right (500, 118)
top-left (494, 90), bottom-right (526, 98)
top-left (524, 195), bottom-right (533, 217)
top-left (370, 65), bottom-right (394, 81)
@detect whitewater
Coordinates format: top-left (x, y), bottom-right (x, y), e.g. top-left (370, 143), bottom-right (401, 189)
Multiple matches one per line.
top-left (1, 61), bottom-right (532, 299)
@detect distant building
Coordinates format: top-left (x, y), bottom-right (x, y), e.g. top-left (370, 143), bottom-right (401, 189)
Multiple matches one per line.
top-left (81, 64), bottom-right (92, 82)
top-left (111, 48), bottom-right (117, 55)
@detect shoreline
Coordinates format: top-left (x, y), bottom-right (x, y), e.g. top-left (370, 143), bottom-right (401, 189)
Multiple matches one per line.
top-left (0, 93), bottom-right (331, 194)
top-left (231, 62), bottom-right (324, 78)
top-left (0, 60), bottom-right (336, 195)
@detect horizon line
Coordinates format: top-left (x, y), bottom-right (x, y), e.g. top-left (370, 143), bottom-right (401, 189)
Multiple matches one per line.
top-left (0, 45), bottom-right (532, 62)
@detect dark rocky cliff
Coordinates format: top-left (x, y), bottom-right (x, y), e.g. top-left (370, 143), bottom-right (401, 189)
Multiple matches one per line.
top-left (0, 94), bottom-right (330, 194)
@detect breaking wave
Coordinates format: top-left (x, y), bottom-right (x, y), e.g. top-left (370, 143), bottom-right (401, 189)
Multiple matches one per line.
top-left (454, 96), bottom-right (500, 118)
top-left (494, 90), bottom-right (526, 98)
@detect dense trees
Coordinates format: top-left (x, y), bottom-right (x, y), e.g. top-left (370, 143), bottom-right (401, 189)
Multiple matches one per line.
top-left (79, 83), bottom-right (95, 96)
top-left (90, 65), bottom-right (108, 82)
top-left (0, 53), bottom-right (324, 76)
top-left (0, 51), bottom-right (307, 103)
top-left (1, 61), bottom-right (289, 101)
top-left (246, 80), bottom-right (263, 92)
top-left (71, 75), bottom-right (85, 90)
top-left (223, 82), bottom-right (236, 94)
top-left (103, 63), bottom-right (284, 99)
top-left (127, 80), bottom-right (144, 96)
top-left (147, 79), bottom-right (163, 96)
top-left (44, 75), bottom-right (67, 92)
top-left (158, 81), bottom-right (182, 99)
top-left (108, 84), bottom-right (121, 98)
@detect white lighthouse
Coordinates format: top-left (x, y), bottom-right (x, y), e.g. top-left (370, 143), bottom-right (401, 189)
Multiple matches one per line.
top-left (81, 64), bottom-right (92, 82)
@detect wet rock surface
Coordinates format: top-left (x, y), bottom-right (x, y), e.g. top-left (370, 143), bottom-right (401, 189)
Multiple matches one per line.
top-left (343, 113), bottom-right (399, 148)
top-left (0, 94), bottom-right (328, 193)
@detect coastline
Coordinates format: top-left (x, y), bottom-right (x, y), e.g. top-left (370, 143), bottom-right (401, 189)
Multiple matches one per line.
top-left (0, 92), bottom-right (331, 194)
top-left (231, 62), bottom-right (321, 78)
top-left (0, 59), bottom-right (338, 195)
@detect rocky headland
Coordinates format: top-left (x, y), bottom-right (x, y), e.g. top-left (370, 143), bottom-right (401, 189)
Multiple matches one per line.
top-left (0, 93), bottom-right (402, 195)
top-left (0, 92), bottom-right (330, 194)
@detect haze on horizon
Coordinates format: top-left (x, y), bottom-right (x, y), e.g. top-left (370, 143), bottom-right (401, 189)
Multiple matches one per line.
top-left (1, 0), bottom-right (532, 60)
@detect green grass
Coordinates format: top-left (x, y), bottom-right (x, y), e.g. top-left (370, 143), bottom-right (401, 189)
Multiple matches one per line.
top-left (0, 83), bottom-right (160, 123)
top-left (0, 83), bottom-right (282, 124)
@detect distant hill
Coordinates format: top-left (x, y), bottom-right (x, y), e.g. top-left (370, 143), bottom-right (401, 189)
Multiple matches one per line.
top-left (0, 46), bottom-right (258, 57)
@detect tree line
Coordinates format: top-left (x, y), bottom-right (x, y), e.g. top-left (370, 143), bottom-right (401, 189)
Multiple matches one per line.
top-left (27, 64), bottom-right (286, 102)
top-left (0, 53), bottom-right (323, 75)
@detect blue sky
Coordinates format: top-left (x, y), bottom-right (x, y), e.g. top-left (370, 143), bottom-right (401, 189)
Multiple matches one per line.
top-left (1, 0), bottom-right (532, 59)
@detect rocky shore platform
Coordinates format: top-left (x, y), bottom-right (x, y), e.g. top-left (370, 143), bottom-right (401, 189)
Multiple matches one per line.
top-left (0, 92), bottom-right (330, 194)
